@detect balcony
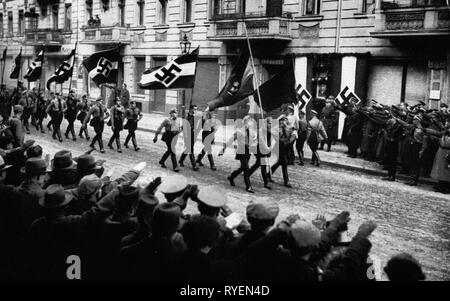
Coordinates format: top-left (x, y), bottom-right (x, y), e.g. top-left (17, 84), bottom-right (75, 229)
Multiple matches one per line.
top-left (24, 28), bottom-right (64, 45)
top-left (372, 2), bottom-right (450, 37)
top-left (207, 14), bottom-right (293, 41)
top-left (80, 25), bottom-right (132, 45)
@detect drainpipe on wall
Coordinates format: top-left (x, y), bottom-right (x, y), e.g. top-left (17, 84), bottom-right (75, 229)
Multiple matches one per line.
top-left (335, 0), bottom-right (343, 53)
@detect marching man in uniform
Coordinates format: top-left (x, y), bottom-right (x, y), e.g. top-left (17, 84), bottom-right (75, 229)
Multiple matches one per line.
top-left (83, 97), bottom-right (109, 153)
top-left (46, 92), bottom-right (66, 142)
top-left (196, 107), bottom-right (218, 171)
top-left (124, 101), bottom-right (143, 151)
top-left (153, 108), bottom-right (182, 172)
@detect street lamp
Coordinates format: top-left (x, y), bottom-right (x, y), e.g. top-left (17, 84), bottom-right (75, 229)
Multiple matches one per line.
top-left (179, 33), bottom-right (191, 116)
top-left (180, 33), bottom-right (191, 54)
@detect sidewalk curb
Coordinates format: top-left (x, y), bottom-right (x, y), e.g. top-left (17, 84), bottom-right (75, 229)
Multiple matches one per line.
top-left (137, 126), bottom-right (437, 186)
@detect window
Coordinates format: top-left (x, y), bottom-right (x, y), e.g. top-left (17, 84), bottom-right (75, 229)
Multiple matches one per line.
top-left (183, 0), bottom-right (193, 23)
top-left (86, 0), bottom-right (93, 21)
top-left (135, 57), bottom-right (146, 94)
top-left (361, 0), bottom-right (375, 14)
top-left (303, 0), bottom-right (320, 15)
top-left (29, 8), bottom-right (38, 30)
top-left (0, 14), bottom-right (3, 39)
top-left (119, 0), bottom-right (126, 26)
top-left (137, 0), bottom-right (145, 26)
top-left (158, 0), bottom-right (167, 25)
top-left (52, 5), bottom-right (59, 30)
top-left (7, 11), bottom-right (13, 36)
top-left (18, 10), bottom-right (24, 35)
top-left (64, 4), bottom-right (72, 31)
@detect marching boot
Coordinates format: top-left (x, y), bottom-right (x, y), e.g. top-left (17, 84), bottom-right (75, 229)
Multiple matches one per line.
top-left (189, 154), bottom-right (199, 171)
top-left (227, 175), bottom-right (236, 187)
top-left (207, 154), bottom-right (216, 171)
top-left (179, 153), bottom-right (188, 167)
top-left (132, 137), bottom-right (139, 151)
top-left (124, 134), bottom-right (130, 148)
top-left (196, 152), bottom-right (205, 167)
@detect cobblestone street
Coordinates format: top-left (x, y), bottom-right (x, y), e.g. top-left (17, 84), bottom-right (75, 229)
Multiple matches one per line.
top-left (27, 122), bottom-right (450, 281)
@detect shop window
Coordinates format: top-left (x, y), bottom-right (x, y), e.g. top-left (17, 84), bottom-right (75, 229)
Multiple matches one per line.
top-left (135, 57), bottom-right (146, 94)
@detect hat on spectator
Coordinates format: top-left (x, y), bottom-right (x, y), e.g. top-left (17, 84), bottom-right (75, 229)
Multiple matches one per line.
top-left (78, 174), bottom-right (103, 196)
top-left (51, 150), bottom-right (76, 171)
top-left (0, 156), bottom-right (12, 172)
top-left (290, 219), bottom-right (322, 248)
top-left (246, 202), bottom-right (279, 221)
top-left (139, 185), bottom-right (159, 207)
top-left (159, 175), bottom-right (188, 194)
top-left (21, 158), bottom-right (50, 176)
top-left (26, 145), bottom-right (43, 159)
top-left (118, 186), bottom-right (140, 208)
top-left (13, 105), bottom-right (24, 113)
top-left (384, 253), bottom-right (426, 281)
top-left (151, 202), bottom-right (181, 235)
top-left (75, 154), bottom-right (102, 173)
top-left (440, 103), bottom-right (448, 109)
top-left (39, 184), bottom-right (73, 208)
top-left (197, 186), bottom-right (226, 208)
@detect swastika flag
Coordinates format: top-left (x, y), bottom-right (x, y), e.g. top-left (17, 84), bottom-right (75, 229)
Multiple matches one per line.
top-left (24, 50), bottom-right (44, 82)
top-left (336, 86), bottom-right (361, 107)
top-left (82, 46), bottom-right (120, 87)
top-left (46, 48), bottom-right (76, 90)
top-left (138, 47), bottom-right (199, 90)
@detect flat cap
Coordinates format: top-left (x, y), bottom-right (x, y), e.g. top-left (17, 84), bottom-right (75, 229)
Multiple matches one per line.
top-left (159, 174), bottom-right (188, 194)
top-left (197, 186), bottom-right (226, 208)
top-left (246, 202), bottom-right (279, 221)
top-left (290, 219), bottom-right (321, 248)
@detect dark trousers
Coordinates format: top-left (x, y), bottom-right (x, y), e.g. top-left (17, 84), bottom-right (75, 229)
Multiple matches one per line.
top-left (230, 156), bottom-right (252, 189)
top-left (79, 120), bottom-right (90, 138)
top-left (385, 141), bottom-right (399, 179)
top-left (108, 128), bottom-right (122, 150)
top-left (160, 134), bottom-right (178, 169)
top-left (22, 109), bottom-right (32, 132)
top-left (65, 119), bottom-right (76, 139)
top-left (308, 138), bottom-right (320, 165)
top-left (91, 122), bottom-right (105, 150)
top-left (197, 132), bottom-right (215, 167)
top-left (320, 137), bottom-right (333, 151)
top-left (124, 128), bottom-right (138, 149)
top-left (409, 142), bottom-right (423, 184)
top-left (249, 155), bottom-right (269, 185)
top-left (271, 160), bottom-right (289, 185)
top-left (51, 113), bottom-right (63, 140)
top-left (348, 130), bottom-right (363, 156)
top-left (296, 135), bottom-right (307, 163)
top-left (180, 133), bottom-right (196, 167)
top-left (36, 115), bottom-right (45, 132)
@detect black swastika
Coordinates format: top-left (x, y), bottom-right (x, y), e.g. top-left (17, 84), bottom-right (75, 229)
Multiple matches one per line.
top-left (97, 57), bottom-right (113, 77)
top-left (337, 86), bottom-right (360, 106)
top-left (155, 63), bottom-right (182, 86)
top-left (296, 84), bottom-right (312, 110)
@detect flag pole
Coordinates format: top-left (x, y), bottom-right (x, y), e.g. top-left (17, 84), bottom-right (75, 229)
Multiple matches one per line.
top-left (69, 42), bottom-right (78, 93)
top-left (243, 22), bottom-right (264, 120)
top-left (1, 49), bottom-right (5, 88)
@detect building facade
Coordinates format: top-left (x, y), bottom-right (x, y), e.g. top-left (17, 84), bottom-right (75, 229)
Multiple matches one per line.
top-left (1, 0), bottom-right (449, 120)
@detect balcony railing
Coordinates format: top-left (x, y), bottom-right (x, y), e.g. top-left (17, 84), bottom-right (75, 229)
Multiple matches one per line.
top-left (81, 25), bottom-right (131, 44)
top-left (380, 0), bottom-right (447, 9)
top-left (371, 5), bottom-right (450, 37)
top-left (207, 15), bottom-right (293, 41)
top-left (24, 28), bottom-right (63, 45)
